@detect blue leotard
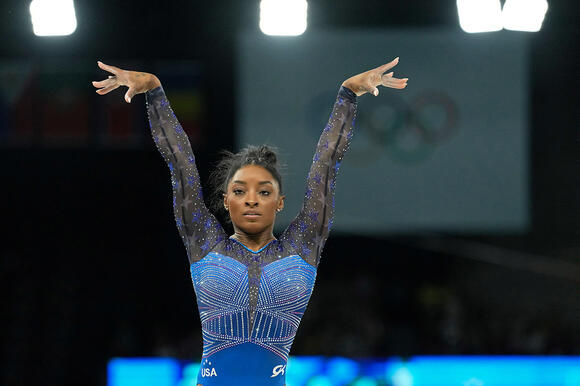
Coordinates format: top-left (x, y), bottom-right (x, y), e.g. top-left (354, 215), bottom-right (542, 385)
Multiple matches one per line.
top-left (146, 85), bottom-right (357, 385)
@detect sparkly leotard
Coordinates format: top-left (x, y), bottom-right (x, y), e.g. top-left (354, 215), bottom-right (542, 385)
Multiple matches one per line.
top-left (146, 85), bottom-right (357, 385)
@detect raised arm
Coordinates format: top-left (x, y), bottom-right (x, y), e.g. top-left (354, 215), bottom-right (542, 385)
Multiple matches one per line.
top-left (281, 58), bottom-right (408, 267)
top-left (92, 62), bottom-right (227, 263)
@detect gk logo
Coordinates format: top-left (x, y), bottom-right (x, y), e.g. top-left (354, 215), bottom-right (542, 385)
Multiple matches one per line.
top-left (271, 364), bottom-right (286, 377)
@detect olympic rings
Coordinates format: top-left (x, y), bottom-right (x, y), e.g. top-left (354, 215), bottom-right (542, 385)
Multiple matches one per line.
top-left (306, 90), bottom-right (459, 165)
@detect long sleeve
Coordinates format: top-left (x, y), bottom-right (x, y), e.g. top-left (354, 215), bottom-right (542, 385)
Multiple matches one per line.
top-left (146, 86), bottom-right (226, 264)
top-left (281, 86), bottom-right (357, 267)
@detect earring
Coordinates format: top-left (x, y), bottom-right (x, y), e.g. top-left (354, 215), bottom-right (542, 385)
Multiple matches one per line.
top-left (276, 208), bottom-right (282, 213)
top-left (224, 205), bottom-right (229, 211)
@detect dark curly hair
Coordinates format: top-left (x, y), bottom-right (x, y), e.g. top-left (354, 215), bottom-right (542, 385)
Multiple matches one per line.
top-left (209, 144), bottom-right (284, 223)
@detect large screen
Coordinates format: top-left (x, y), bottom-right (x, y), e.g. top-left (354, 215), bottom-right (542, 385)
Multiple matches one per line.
top-left (237, 30), bottom-right (529, 235)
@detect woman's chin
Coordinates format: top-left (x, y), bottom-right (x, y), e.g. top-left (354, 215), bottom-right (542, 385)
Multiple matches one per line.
top-left (236, 221), bottom-right (271, 235)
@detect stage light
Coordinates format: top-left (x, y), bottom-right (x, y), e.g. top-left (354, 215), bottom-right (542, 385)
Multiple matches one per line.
top-left (457, 0), bottom-right (503, 33)
top-left (29, 0), bottom-right (77, 36)
top-left (259, 0), bottom-right (308, 36)
top-left (502, 0), bottom-right (548, 32)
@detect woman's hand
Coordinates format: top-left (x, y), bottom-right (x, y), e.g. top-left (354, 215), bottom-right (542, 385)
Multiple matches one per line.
top-left (92, 61), bottom-right (161, 103)
top-left (342, 57), bottom-right (408, 97)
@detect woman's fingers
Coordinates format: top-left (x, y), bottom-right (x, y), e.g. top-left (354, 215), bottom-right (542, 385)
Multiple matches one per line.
top-left (376, 57), bottom-right (399, 74)
top-left (384, 80), bottom-right (408, 89)
top-left (93, 61), bottom-right (152, 101)
top-left (91, 77), bottom-right (115, 88)
top-left (95, 83), bottom-right (120, 95)
top-left (124, 87), bottom-right (136, 103)
top-left (362, 82), bottom-right (380, 96)
top-left (93, 62), bottom-right (123, 95)
top-left (383, 79), bottom-right (408, 89)
top-left (381, 74), bottom-right (406, 84)
top-left (92, 74), bottom-right (121, 94)
top-left (94, 62), bottom-right (127, 96)
top-left (97, 61), bottom-right (121, 76)
top-left (381, 73), bottom-right (408, 89)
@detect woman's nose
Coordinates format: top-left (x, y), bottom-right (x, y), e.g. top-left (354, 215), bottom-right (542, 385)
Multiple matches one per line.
top-left (245, 200), bottom-right (258, 207)
top-left (245, 194), bottom-right (258, 206)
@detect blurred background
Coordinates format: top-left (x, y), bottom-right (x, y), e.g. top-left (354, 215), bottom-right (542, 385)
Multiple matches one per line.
top-left (1, 0), bottom-right (579, 385)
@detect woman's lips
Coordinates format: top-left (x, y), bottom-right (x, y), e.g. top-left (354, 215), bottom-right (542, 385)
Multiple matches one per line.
top-left (243, 213), bottom-right (261, 219)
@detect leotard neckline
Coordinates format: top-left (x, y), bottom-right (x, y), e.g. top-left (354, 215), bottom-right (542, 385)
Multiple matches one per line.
top-left (228, 237), bottom-right (276, 253)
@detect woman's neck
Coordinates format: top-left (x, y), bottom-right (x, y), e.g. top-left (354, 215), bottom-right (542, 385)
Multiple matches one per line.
top-left (230, 230), bottom-right (276, 252)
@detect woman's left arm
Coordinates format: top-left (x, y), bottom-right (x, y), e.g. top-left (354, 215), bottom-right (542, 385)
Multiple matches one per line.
top-left (281, 58), bottom-right (408, 267)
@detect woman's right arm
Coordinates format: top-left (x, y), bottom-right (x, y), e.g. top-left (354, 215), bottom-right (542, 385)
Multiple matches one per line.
top-left (92, 62), bottom-right (227, 264)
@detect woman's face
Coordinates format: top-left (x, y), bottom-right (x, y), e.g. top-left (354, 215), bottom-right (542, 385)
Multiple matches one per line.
top-left (223, 165), bottom-right (285, 235)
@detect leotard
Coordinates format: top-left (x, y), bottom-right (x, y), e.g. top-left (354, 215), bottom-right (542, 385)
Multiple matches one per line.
top-left (146, 84), bottom-right (357, 385)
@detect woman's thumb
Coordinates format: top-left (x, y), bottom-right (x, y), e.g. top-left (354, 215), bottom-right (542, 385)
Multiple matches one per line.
top-left (125, 90), bottom-right (133, 103)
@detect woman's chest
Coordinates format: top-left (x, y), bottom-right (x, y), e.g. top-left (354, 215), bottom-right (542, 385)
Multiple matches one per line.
top-left (190, 252), bottom-right (317, 305)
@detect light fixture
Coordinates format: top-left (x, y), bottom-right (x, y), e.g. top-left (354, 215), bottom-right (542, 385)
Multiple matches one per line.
top-left (30, 0), bottom-right (77, 36)
top-left (457, 0), bottom-right (503, 33)
top-left (259, 0), bottom-right (308, 36)
top-left (502, 0), bottom-right (548, 32)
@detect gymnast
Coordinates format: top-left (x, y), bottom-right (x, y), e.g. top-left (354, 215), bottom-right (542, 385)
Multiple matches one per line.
top-left (92, 57), bottom-right (407, 385)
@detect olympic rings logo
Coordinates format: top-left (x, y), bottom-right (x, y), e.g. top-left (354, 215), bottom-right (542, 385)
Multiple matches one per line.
top-left (307, 91), bottom-right (459, 165)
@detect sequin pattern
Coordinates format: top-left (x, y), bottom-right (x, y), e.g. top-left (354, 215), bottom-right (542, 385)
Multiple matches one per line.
top-left (279, 86), bottom-right (357, 267)
top-left (191, 252), bottom-right (316, 361)
top-left (146, 85), bottom-right (357, 380)
top-left (146, 87), bottom-right (227, 263)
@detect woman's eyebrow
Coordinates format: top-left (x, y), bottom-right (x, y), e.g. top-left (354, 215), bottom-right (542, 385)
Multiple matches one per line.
top-left (232, 180), bottom-right (273, 185)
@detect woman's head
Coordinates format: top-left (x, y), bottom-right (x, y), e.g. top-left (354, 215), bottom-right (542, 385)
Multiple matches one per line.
top-left (210, 145), bottom-right (285, 235)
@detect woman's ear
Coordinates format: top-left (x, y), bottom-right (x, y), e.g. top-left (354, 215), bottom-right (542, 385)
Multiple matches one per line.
top-left (223, 193), bottom-right (228, 210)
top-left (277, 195), bottom-right (285, 211)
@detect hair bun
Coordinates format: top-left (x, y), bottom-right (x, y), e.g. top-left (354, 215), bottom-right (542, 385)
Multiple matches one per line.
top-left (257, 145), bottom-right (278, 165)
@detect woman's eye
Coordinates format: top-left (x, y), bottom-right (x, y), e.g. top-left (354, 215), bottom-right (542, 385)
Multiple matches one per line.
top-left (260, 191), bottom-right (271, 196)
top-left (233, 189), bottom-right (244, 195)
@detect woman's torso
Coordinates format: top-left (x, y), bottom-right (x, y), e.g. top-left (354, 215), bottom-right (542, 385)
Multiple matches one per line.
top-left (191, 237), bottom-right (317, 385)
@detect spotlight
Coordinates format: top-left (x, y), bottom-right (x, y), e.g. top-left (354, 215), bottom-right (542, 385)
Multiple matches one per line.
top-left (502, 0), bottom-right (548, 32)
top-left (456, 0), bottom-right (503, 33)
top-left (30, 0), bottom-right (77, 36)
top-left (259, 0), bottom-right (308, 36)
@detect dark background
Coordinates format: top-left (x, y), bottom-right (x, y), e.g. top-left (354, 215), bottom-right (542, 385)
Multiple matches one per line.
top-left (1, 1), bottom-right (579, 385)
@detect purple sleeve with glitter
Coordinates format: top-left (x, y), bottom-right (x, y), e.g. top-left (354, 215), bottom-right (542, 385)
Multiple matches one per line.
top-left (281, 86), bottom-right (357, 267)
top-left (146, 86), bottom-right (226, 264)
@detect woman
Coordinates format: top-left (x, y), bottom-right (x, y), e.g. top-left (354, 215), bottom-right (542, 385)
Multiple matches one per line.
top-left (92, 58), bottom-right (407, 385)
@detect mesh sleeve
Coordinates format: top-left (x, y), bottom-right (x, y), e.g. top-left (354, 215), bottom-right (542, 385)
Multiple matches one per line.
top-left (281, 86), bottom-right (357, 267)
top-left (146, 86), bottom-right (226, 264)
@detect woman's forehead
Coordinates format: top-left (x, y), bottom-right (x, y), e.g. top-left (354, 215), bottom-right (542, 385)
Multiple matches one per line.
top-left (230, 165), bottom-right (278, 186)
